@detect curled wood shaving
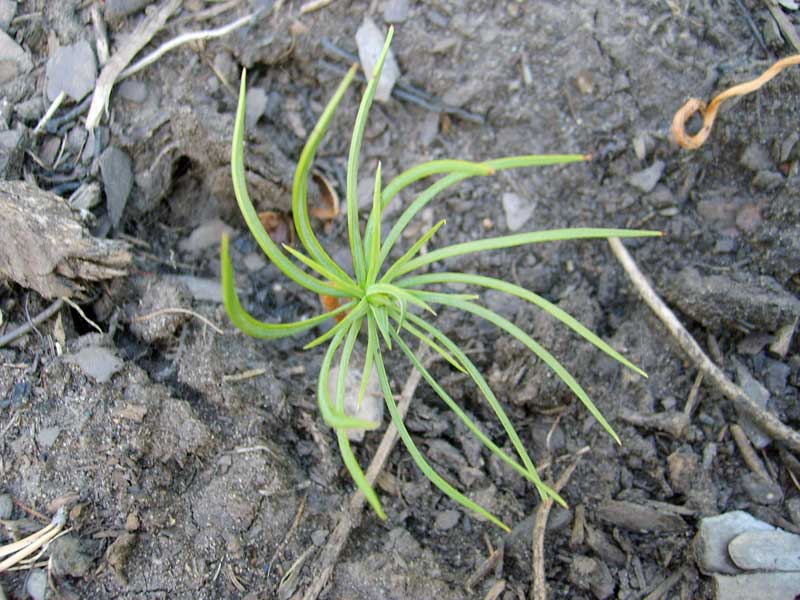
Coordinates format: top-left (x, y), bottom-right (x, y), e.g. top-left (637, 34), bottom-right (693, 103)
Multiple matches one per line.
top-left (672, 53), bottom-right (800, 150)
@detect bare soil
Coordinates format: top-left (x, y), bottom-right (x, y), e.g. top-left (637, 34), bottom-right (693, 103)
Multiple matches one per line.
top-left (1, 1), bottom-right (799, 599)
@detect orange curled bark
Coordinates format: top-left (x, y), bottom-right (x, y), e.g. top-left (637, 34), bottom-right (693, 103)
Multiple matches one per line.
top-left (672, 53), bottom-right (800, 150)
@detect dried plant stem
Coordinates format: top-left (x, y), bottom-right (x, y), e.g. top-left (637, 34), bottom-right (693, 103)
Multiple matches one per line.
top-left (530, 461), bottom-right (578, 600)
top-left (0, 299), bottom-right (63, 348)
top-left (608, 237), bottom-right (800, 453)
top-left (301, 347), bottom-right (428, 600)
top-left (672, 53), bottom-right (800, 149)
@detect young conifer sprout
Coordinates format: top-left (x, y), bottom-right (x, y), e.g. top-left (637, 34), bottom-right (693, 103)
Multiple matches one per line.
top-left (220, 27), bottom-right (661, 531)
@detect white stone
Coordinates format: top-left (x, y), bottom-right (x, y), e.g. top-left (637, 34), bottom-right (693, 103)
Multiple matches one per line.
top-left (356, 18), bottom-right (400, 103)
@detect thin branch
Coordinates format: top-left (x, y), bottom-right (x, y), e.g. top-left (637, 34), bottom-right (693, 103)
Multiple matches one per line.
top-left (0, 299), bottom-right (64, 348)
top-left (301, 346), bottom-right (428, 600)
top-left (530, 461), bottom-right (578, 600)
top-left (132, 307), bottom-right (223, 335)
top-left (608, 237), bottom-right (800, 453)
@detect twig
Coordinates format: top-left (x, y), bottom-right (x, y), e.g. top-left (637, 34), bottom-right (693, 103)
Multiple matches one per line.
top-left (0, 299), bottom-right (64, 349)
top-left (33, 92), bottom-right (66, 135)
top-left (222, 368), bottom-right (266, 382)
top-left (86, 0), bottom-right (183, 131)
top-left (730, 423), bottom-right (772, 481)
top-left (118, 9), bottom-right (264, 81)
top-left (530, 461), bottom-right (578, 600)
top-left (132, 307), bottom-right (223, 335)
top-left (300, 0), bottom-right (336, 14)
top-left (61, 297), bottom-right (102, 334)
top-left (672, 53), bottom-right (800, 149)
top-left (608, 237), bottom-right (800, 453)
top-left (300, 347), bottom-right (429, 600)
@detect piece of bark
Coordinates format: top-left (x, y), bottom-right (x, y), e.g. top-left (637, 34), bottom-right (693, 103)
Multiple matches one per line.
top-left (0, 181), bottom-right (131, 299)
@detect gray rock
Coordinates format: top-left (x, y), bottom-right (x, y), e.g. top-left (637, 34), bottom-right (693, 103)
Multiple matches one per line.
top-left (0, 0), bottom-right (16, 32)
top-left (569, 555), bottom-right (615, 600)
top-left (0, 126), bottom-right (24, 179)
top-left (178, 218), bottom-right (236, 254)
top-left (65, 346), bottom-right (124, 383)
top-left (117, 79), bottom-right (148, 103)
top-left (356, 17), bottom-right (400, 103)
top-left (728, 529), bottom-right (800, 571)
top-left (627, 160), bottom-right (664, 193)
top-left (244, 86), bottom-right (268, 130)
top-left (764, 358), bottom-right (790, 394)
top-left (0, 30), bottom-right (32, 84)
top-left (25, 568), bottom-right (47, 600)
top-left (786, 497), bottom-right (800, 528)
top-left (105, 0), bottom-right (154, 22)
top-left (739, 142), bottom-right (773, 171)
top-left (502, 192), bottom-right (535, 232)
top-left (49, 534), bottom-right (93, 577)
top-left (0, 493), bottom-right (12, 519)
top-left (740, 472), bottom-right (783, 505)
top-left (434, 509), bottom-right (460, 531)
top-left (694, 510), bottom-right (776, 575)
top-left (713, 572), bottom-right (800, 600)
top-left (171, 275), bottom-right (223, 303)
top-left (383, 0), bottom-right (409, 23)
top-left (734, 362), bottom-right (772, 449)
top-left (100, 146), bottom-right (133, 228)
top-left (45, 40), bottom-right (97, 102)
top-left (327, 358), bottom-right (383, 443)
top-left (36, 426), bottom-right (60, 448)
top-left (311, 529), bottom-right (328, 546)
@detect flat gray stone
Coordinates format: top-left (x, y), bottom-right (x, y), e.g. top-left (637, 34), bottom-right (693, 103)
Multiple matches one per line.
top-left (734, 362), bottom-right (771, 449)
top-left (627, 160), bottom-right (664, 193)
top-left (0, 29), bottom-right (32, 84)
top-left (105, 0), bottom-right (154, 22)
top-left (502, 192), bottom-right (535, 231)
top-left (65, 346), bottom-right (124, 383)
top-left (100, 146), bottom-right (133, 228)
top-left (0, 0), bottom-right (16, 32)
top-left (172, 276), bottom-right (223, 303)
top-left (596, 499), bottom-right (687, 533)
top-left (356, 17), bottom-right (400, 103)
top-left (713, 572), bottom-right (800, 600)
top-left (117, 79), bottom-right (148, 103)
top-left (36, 426), bottom-right (61, 448)
top-left (383, 0), bottom-right (409, 23)
top-left (244, 86), bottom-right (268, 130)
top-left (178, 218), bottom-right (236, 254)
top-left (25, 568), bottom-right (48, 600)
top-left (45, 40), bottom-right (97, 102)
top-left (729, 529), bottom-right (800, 571)
top-left (434, 509), bottom-right (460, 531)
top-left (740, 472), bottom-right (783, 505)
top-left (695, 511), bottom-right (776, 575)
top-left (0, 493), bottom-right (12, 519)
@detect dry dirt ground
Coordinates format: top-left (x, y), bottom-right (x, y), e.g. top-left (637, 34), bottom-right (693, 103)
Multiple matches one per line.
top-left (1, 0), bottom-right (799, 598)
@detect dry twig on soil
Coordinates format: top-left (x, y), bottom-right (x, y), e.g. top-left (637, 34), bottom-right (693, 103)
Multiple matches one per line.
top-left (530, 461), bottom-right (578, 600)
top-left (672, 53), bottom-right (800, 149)
top-left (300, 347), bottom-right (428, 600)
top-left (608, 237), bottom-right (800, 453)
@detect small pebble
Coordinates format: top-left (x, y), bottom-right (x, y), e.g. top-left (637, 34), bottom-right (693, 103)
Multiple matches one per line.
top-left (434, 509), bottom-right (460, 531)
top-left (117, 80), bottom-right (148, 103)
top-left (178, 219), bottom-right (236, 254)
top-left (740, 472), bottom-right (783, 506)
top-left (739, 142), bottom-right (773, 171)
top-left (244, 87), bottom-right (268, 130)
top-left (0, 30), bottom-right (32, 84)
top-left (311, 529), bottom-right (328, 546)
top-left (25, 569), bottom-right (48, 600)
top-left (100, 145), bottom-right (133, 229)
top-left (0, 494), bottom-right (12, 519)
top-left (65, 345), bottom-right (124, 383)
top-left (569, 555), bottom-right (614, 600)
top-left (356, 17), bottom-right (400, 103)
top-left (713, 572), bottom-right (800, 600)
top-left (36, 426), bottom-right (61, 449)
top-left (383, 0), bottom-right (409, 23)
top-left (49, 534), bottom-right (93, 577)
top-left (502, 192), bottom-right (535, 232)
top-left (627, 160), bottom-right (664, 193)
